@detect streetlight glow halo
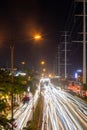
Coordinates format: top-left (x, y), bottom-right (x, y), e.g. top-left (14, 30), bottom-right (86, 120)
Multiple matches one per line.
top-left (34, 35), bottom-right (41, 40)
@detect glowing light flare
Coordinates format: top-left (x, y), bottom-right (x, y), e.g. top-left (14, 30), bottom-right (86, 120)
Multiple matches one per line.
top-left (21, 61), bottom-right (26, 65)
top-left (34, 34), bottom-right (41, 40)
top-left (42, 68), bottom-right (46, 72)
top-left (48, 74), bottom-right (53, 78)
top-left (41, 61), bottom-right (45, 65)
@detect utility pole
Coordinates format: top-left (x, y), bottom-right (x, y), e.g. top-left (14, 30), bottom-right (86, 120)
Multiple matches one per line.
top-left (64, 32), bottom-right (67, 79)
top-left (75, 0), bottom-right (87, 84)
top-left (83, 0), bottom-right (86, 84)
top-left (62, 31), bottom-right (70, 79)
top-left (55, 45), bottom-right (61, 77)
top-left (58, 46), bottom-right (61, 77)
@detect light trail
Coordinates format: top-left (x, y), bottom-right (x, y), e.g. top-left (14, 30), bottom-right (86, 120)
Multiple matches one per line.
top-left (13, 89), bottom-right (40, 130)
top-left (41, 82), bottom-right (87, 130)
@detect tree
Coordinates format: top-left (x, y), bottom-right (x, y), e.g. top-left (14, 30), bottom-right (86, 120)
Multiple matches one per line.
top-left (0, 70), bottom-right (27, 128)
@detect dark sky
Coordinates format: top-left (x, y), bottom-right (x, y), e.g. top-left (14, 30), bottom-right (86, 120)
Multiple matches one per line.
top-left (0, 0), bottom-right (85, 75)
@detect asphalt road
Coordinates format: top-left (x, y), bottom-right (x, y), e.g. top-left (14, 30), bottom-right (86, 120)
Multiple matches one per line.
top-left (41, 82), bottom-right (87, 130)
top-left (13, 90), bottom-right (39, 130)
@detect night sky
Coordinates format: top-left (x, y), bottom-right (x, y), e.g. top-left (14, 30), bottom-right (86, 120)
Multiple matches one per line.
top-left (0, 0), bottom-right (85, 75)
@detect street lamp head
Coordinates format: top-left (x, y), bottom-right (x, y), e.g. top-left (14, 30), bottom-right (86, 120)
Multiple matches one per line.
top-left (41, 61), bottom-right (45, 65)
top-left (21, 61), bottom-right (26, 65)
top-left (34, 35), bottom-right (41, 40)
top-left (42, 68), bottom-right (46, 72)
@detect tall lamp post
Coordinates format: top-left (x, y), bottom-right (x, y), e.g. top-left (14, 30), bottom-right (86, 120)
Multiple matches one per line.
top-left (10, 34), bottom-right (41, 128)
top-left (10, 43), bottom-right (14, 130)
top-left (21, 61), bottom-right (26, 71)
top-left (40, 60), bottom-right (45, 77)
top-left (32, 34), bottom-right (42, 121)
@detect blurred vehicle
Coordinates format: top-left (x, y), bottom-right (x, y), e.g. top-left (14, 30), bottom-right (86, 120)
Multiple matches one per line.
top-left (22, 95), bottom-right (30, 104)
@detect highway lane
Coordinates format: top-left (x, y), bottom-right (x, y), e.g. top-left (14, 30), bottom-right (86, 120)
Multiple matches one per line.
top-left (13, 89), bottom-right (39, 130)
top-left (41, 83), bottom-right (87, 130)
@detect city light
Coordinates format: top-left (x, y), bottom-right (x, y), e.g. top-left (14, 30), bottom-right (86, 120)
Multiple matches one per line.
top-left (41, 61), bottom-right (45, 65)
top-left (42, 68), bottom-right (46, 72)
top-left (21, 61), bottom-right (26, 65)
top-left (34, 35), bottom-right (41, 40)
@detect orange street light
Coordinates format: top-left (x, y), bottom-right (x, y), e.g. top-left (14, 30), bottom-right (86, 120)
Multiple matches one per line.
top-left (48, 74), bottom-right (52, 78)
top-left (21, 61), bottom-right (26, 65)
top-left (42, 68), bottom-right (46, 72)
top-left (34, 35), bottom-right (41, 40)
top-left (41, 61), bottom-right (45, 65)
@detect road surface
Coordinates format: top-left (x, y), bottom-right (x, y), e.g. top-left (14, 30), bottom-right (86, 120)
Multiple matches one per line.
top-left (41, 83), bottom-right (87, 130)
top-left (13, 90), bottom-right (39, 130)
